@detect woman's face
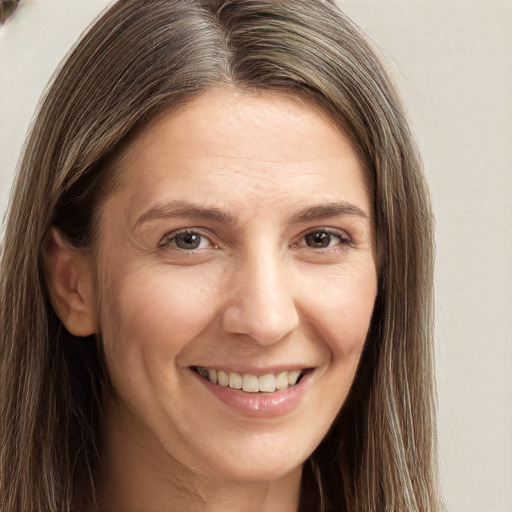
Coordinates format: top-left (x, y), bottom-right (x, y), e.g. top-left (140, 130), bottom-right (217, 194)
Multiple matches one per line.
top-left (94, 88), bottom-right (377, 484)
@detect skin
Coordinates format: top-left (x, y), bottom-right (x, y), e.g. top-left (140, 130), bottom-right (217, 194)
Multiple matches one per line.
top-left (50, 88), bottom-right (378, 511)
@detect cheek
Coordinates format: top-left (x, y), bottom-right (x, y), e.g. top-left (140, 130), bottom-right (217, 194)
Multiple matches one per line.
top-left (301, 262), bottom-right (377, 357)
top-left (98, 264), bottom-right (221, 372)
top-left (288, 262), bottom-right (377, 441)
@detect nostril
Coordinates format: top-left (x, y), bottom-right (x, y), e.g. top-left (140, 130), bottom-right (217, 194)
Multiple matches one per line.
top-left (221, 302), bottom-right (299, 345)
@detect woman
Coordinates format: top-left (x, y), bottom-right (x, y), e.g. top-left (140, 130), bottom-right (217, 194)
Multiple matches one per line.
top-left (0, 0), bottom-right (441, 510)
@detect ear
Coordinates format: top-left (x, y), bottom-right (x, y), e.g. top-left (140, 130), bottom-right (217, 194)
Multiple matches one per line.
top-left (44, 228), bottom-right (97, 337)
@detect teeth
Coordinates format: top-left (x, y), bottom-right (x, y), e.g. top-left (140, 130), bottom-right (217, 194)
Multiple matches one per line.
top-left (259, 374), bottom-right (276, 392)
top-left (242, 374), bottom-right (259, 393)
top-left (229, 372), bottom-right (242, 389)
top-left (276, 371), bottom-right (288, 390)
top-left (287, 370), bottom-right (301, 386)
top-left (217, 370), bottom-right (229, 387)
top-left (196, 367), bottom-right (305, 393)
top-left (207, 368), bottom-right (217, 384)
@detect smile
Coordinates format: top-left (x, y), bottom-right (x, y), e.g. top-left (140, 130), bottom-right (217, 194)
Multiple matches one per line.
top-left (192, 367), bottom-right (307, 393)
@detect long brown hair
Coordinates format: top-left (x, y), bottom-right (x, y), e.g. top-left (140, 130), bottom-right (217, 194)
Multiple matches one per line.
top-left (0, 1), bottom-right (441, 510)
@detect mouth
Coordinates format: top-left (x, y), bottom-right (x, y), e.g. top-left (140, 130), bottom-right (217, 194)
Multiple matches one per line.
top-left (191, 366), bottom-right (310, 394)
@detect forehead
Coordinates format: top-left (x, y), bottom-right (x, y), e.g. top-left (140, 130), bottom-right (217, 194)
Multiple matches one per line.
top-left (106, 87), bottom-right (371, 223)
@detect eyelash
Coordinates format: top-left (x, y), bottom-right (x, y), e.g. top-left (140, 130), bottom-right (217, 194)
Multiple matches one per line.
top-left (296, 227), bottom-right (353, 252)
top-left (159, 229), bottom-right (215, 252)
top-left (159, 227), bottom-right (352, 254)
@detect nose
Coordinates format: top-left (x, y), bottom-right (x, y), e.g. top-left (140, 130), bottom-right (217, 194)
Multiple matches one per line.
top-left (221, 250), bottom-right (300, 345)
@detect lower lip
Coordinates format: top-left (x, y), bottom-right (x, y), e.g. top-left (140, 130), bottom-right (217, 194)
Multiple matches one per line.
top-left (193, 371), bottom-right (311, 418)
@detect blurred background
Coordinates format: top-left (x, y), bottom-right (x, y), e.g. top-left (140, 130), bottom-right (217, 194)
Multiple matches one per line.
top-left (1, 1), bottom-right (511, 510)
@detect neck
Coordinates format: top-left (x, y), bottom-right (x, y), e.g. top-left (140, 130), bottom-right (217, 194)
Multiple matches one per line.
top-left (95, 399), bottom-right (302, 512)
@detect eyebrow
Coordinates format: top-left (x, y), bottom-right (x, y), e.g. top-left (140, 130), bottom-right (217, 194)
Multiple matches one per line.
top-left (134, 201), bottom-right (236, 230)
top-left (134, 199), bottom-right (370, 231)
top-left (290, 201), bottom-right (370, 224)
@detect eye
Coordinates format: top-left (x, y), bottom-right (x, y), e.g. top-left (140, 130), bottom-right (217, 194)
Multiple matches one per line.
top-left (302, 229), bottom-right (351, 250)
top-left (161, 230), bottom-right (213, 251)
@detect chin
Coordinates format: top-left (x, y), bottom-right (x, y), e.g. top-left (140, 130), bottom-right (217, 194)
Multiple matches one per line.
top-left (188, 435), bottom-right (311, 485)
top-left (212, 458), bottom-right (303, 485)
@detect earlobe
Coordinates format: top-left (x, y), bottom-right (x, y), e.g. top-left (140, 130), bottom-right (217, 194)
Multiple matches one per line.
top-left (44, 228), bottom-right (97, 337)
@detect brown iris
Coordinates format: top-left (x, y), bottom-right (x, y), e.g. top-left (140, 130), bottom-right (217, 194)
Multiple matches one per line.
top-left (305, 231), bottom-right (332, 249)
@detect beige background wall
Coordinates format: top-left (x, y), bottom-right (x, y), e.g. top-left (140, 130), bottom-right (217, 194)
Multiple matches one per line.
top-left (1, 1), bottom-right (511, 510)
